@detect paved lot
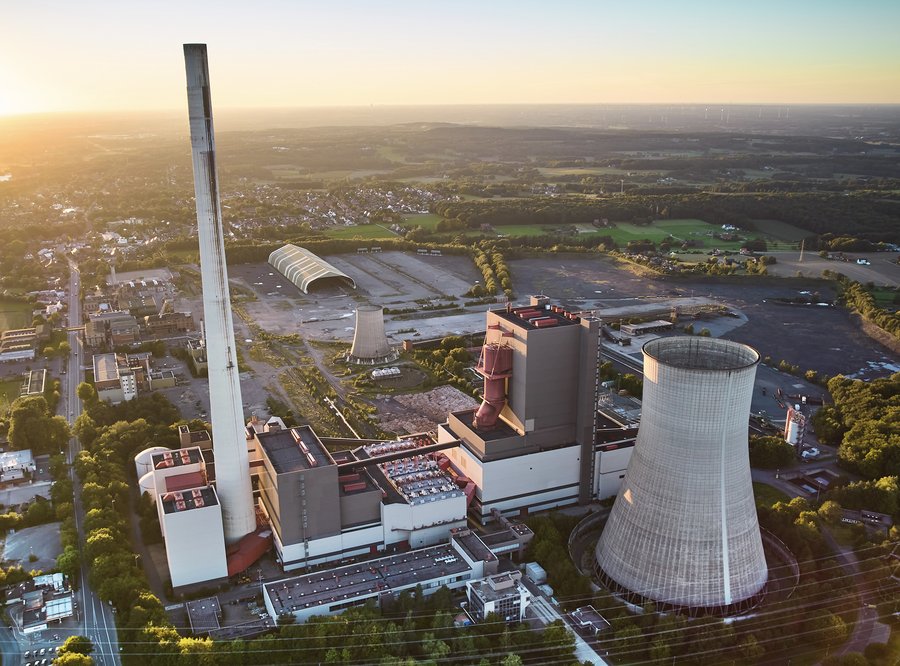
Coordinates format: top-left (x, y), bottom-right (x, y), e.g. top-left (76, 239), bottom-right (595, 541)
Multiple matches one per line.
top-left (767, 250), bottom-right (900, 287)
top-left (2, 522), bottom-right (62, 572)
top-left (510, 255), bottom-right (897, 378)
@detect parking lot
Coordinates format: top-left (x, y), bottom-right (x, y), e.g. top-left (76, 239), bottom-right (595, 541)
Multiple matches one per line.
top-left (510, 255), bottom-right (897, 378)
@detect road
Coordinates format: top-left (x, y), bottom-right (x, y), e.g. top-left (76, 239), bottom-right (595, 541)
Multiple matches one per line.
top-left (62, 263), bottom-right (122, 666)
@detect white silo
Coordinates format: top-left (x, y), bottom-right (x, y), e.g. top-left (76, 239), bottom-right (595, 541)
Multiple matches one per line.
top-left (595, 336), bottom-right (768, 615)
top-left (134, 446), bottom-right (170, 478)
top-left (349, 305), bottom-right (396, 364)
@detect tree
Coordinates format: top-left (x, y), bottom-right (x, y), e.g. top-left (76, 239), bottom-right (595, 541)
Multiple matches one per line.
top-left (53, 654), bottom-right (94, 666)
top-left (817, 500), bottom-right (843, 525)
top-left (59, 635), bottom-right (94, 655)
top-left (77, 381), bottom-right (98, 405)
top-left (805, 610), bottom-right (849, 647)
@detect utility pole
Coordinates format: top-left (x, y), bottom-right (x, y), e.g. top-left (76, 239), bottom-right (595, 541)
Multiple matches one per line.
top-left (798, 238), bottom-right (805, 263)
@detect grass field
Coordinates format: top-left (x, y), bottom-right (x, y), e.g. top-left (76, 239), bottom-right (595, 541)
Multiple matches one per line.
top-left (0, 378), bottom-right (22, 414)
top-left (537, 166), bottom-right (639, 177)
top-left (872, 287), bottom-right (899, 311)
top-left (401, 213), bottom-right (444, 231)
top-left (751, 219), bottom-right (811, 242)
top-left (753, 481), bottom-right (791, 508)
top-left (0, 298), bottom-right (32, 332)
top-left (322, 224), bottom-right (398, 240)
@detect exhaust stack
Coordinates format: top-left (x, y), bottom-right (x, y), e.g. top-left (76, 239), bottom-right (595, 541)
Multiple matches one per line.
top-left (183, 44), bottom-right (255, 544)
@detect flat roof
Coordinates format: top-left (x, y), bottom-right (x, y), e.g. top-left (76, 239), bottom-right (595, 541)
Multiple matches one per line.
top-left (160, 486), bottom-right (218, 515)
top-left (451, 409), bottom-right (519, 441)
top-left (258, 426), bottom-right (334, 474)
top-left (265, 541), bottom-right (472, 616)
top-left (452, 529), bottom-right (497, 565)
top-left (152, 447), bottom-right (203, 470)
top-left (186, 596), bottom-right (221, 634)
top-left (93, 353), bottom-right (119, 383)
top-left (492, 305), bottom-right (578, 331)
top-left (468, 573), bottom-right (525, 602)
top-left (570, 605), bottom-right (611, 633)
top-left (378, 454), bottom-right (463, 506)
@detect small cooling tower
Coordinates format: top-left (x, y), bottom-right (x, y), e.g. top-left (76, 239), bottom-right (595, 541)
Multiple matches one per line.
top-left (595, 337), bottom-right (767, 615)
top-left (349, 305), bottom-right (396, 363)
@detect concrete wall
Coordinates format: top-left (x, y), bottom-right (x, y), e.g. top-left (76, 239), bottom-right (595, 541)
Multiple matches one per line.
top-left (163, 502), bottom-right (228, 588)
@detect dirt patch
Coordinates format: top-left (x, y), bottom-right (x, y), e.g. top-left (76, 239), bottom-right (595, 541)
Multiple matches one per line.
top-left (375, 385), bottom-right (478, 434)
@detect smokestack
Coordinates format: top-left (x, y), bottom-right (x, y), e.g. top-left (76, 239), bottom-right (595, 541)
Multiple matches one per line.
top-left (183, 44), bottom-right (255, 544)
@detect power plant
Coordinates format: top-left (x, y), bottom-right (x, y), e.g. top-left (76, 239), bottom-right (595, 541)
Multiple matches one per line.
top-left (348, 305), bottom-right (397, 364)
top-left (184, 44), bottom-right (256, 544)
top-left (146, 45), bottom-right (646, 592)
top-left (595, 337), bottom-right (768, 615)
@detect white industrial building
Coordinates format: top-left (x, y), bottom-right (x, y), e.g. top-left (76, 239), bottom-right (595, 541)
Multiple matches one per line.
top-left (159, 486), bottom-right (229, 588)
top-left (263, 528), bottom-right (499, 624)
top-left (466, 570), bottom-right (532, 623)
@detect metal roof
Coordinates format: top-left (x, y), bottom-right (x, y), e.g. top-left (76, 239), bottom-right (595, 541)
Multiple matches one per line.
top-left (268, 244), bottom-right (356, 293)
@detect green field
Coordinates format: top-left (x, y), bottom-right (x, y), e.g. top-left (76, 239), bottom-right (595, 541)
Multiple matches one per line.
top-left (0, 378), bottom-right (22, 414)
top-left (872, 287), bottom-right (900, 312)
top-left (537, 166), bottom-right (638, 177)
top-left (0, 298), bottom-right (32, 332)
top-left (753, 482), bottom-right (791, 508)
top-left (401, 213), bottom-right (444, 231)
top-left (322, 224), bottom-right (398, 240)
top-left (751, 219), bottom-right (811, 242)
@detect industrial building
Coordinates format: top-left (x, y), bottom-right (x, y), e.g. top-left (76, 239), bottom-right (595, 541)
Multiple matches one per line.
top-left (595, 337), bottom-right (768, 616)
top-left (263, 528), bottom-right (499, 624)
top-left (466, 570), bottom-right (531, 623)
top-left (92, 352), bottom-right (153, 403)
top-left (348, 305), bottom-right (397, 364)
top-left (255, 426), bottom-right (469, 570)
top-left (83, 310), bottom-right (140, 348)
top-left (268, 244), bottom-right (356, 293)
top-left (436, 296), bottom-right (634, 522)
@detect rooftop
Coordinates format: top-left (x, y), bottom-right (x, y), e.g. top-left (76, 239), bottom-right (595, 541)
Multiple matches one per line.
top-left (257, 426), bottom-right (334, 474)
top-left (93, 353), bottom-right (120, 383)
top-left (451, 528), bottom-right (497, 565)
top-left (378, 454), bottom-right (463, 506)
top-left (451, 409), bottom-right (519, 441)
top-left (492, 304), bottom-right (578, 331)
top-left (265, 541), bottom-right (472, 616)
top-left (160, 486), bottom-right (219, 515)
top-left (570, 605), bottom-right (611, 634)
top-left (185, 596), bottom-right (221, 635)
top-left (468, 572), bottom-right (526, 602)
top-left (152, 447), bottom-right (204, 470)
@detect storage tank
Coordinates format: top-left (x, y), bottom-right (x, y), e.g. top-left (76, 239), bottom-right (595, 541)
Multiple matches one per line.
top-left (134, 446), bottom-right (170, 478)
top-left (139, 471), bottom-right (157, 501)
top-left (595, 337), bottom-right (767, 615)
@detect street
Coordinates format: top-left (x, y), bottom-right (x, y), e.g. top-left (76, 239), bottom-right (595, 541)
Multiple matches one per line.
top-left (61, 264), bottom-right (121, 666)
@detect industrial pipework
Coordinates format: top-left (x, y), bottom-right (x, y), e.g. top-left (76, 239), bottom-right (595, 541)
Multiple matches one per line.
top-left (472, 341), bottom-right (513, 430)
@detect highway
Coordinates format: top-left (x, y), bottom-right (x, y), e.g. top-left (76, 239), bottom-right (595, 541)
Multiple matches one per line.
top-left (62, 263), bottom-right (122, 666)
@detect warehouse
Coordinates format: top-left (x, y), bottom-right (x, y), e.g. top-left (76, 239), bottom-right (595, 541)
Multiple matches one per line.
top-left (268, 244), bottom-right (356, 293)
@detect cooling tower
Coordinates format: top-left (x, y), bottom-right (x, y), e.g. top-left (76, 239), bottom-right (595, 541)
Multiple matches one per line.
top-left (595, 336), bottom-right (767, 614)
top-left (349, 305), bottom-right (394, 362)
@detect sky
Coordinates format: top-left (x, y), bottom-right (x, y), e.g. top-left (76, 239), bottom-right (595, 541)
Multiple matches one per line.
top-left (1, 0), bottom-right (899, 116)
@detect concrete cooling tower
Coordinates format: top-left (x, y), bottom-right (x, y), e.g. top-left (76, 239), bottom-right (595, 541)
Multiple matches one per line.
top-left (349, 305), bottom-right (396, 364)
top-left (595, 336), bottom-right (767, 615)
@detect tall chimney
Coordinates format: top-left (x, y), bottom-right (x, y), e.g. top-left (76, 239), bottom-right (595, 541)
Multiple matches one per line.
top-left (183, 44), bottom-right (255, 544)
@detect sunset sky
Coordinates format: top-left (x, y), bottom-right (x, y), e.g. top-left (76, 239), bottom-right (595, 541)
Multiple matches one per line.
top-left (1, 0), bottom-right (899, 116)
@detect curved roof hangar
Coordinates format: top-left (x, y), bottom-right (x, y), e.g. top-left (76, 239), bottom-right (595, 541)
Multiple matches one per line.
top-left (268, 244), bottom-right (356, 293)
